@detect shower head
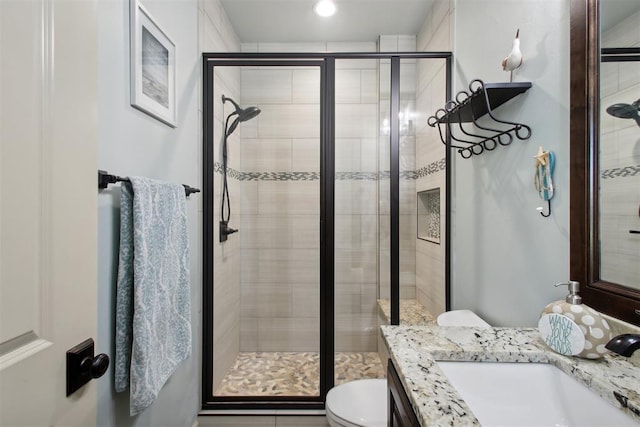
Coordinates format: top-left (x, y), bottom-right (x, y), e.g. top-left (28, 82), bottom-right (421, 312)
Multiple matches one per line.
top-left (606, 99), bottom-right (640, 127)
top-left (222, 95), bottom-right (261, 136)
top-left (238, 106), bottom-right (261, 122)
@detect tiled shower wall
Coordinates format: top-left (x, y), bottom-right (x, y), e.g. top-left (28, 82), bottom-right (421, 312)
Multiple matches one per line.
top-left (201, 0), bottom-right (243, 395)
top-left (378, 35), bottom-right (419, 302)
top-left (237, 42), bottom-right (381, 353)
top-left (333, 52), bottom-right (380, 352)
top-left (414, 0), bottom-right (452, 317)
top-left (599, 8), bottom-right (640, 288)
top-left (238, 61), bottom-right (322, 352)
top-left (212, 69), bottom-right (243, 391)
top-left (211, 32), bottom-right (452, 360)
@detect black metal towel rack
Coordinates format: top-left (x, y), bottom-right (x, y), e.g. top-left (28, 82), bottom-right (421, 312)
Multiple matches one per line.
top-left (98, 170), bottom-right (200, 197)
top-left (427, 79), bottom-right (532, 158)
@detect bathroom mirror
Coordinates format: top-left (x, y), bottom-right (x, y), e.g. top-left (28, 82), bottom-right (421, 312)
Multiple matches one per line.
top-left (598, 0), bottom-right (640, 291)
top-left (570, 0), bottom-right (640, 326)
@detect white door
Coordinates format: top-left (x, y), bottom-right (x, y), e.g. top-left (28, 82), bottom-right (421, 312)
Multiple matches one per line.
top-left (0, 0), bottom-right (99, 425)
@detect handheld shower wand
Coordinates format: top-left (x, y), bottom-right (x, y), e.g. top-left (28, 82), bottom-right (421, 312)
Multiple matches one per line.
top-left (220, 95), bottom-right (261, 242)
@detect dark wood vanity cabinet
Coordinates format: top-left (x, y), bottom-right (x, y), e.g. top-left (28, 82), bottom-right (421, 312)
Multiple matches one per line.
top-left (388, 359), bottom-right (421, 427)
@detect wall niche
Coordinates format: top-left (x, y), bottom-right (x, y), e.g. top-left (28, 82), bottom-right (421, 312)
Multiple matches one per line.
top-left (417, 188), bottom-right (440, 244)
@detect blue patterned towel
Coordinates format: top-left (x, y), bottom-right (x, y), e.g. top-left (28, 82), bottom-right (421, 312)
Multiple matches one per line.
top-left (114, 177), bottom-right (191, 416)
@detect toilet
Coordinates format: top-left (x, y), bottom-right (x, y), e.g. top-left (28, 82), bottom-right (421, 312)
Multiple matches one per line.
top-left (325, 378), bottom-right (387, 427)
top-left (325, 310), bottom-right (491, 427)
top-left (436, 309), bottom-right (491, 329)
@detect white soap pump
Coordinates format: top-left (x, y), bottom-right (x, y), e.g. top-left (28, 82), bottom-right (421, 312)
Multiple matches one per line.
top-left (538, 281), bottom-right (612, 359)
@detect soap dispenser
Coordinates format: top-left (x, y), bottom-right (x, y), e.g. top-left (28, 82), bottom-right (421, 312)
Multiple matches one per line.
top-left (538, 281), bottom-right (612, 359)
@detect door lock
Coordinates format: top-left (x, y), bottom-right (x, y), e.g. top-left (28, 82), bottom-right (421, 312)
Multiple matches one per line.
top-left (66, 338), bottom-right (109, 396)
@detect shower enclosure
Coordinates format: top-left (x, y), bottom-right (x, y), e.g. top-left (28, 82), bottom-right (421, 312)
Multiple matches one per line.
top-left (202, 50), bottom-right (451, 409)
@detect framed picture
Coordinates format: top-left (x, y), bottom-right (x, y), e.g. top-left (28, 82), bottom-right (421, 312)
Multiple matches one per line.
top-left (130, 0), bottom-right (177, 127)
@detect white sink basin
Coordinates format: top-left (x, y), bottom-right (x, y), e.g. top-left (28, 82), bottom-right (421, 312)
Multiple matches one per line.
top-left (436, 361), bottom-right (637, 427)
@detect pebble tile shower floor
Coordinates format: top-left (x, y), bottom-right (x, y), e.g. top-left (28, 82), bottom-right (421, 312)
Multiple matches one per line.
top-left (214, 352), bottom-right (385, 396)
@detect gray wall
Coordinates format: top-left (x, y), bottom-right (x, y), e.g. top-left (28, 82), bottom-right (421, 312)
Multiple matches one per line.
top-left (93, 0), bottom-right (574, 424)
top-left (451, 0), bottom-right (571, 326)
top-left (97, 0), bottom-right (201, 425)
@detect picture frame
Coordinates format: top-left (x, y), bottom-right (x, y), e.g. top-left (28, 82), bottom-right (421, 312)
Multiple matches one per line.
top-left (129, 0), bottom-right (177, 127)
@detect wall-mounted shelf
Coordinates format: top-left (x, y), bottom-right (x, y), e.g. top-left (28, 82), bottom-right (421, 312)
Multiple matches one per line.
top-left (428, 79), bottom-right (532, 158)
top-left (437, 82), bottom-right (532, 123)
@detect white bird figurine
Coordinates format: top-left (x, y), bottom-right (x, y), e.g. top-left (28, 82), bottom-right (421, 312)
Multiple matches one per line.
top-left (502, 29), bottom-right (523, 82)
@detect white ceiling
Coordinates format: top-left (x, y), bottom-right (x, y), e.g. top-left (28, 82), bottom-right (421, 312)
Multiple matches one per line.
top-left (219, 0), bottom-right (434, 43)
top-left (219, 0), bottom-right (640, 44)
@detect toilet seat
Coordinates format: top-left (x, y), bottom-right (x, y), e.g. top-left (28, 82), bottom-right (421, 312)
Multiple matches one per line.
top-left (325, 379), bottom-right (387, 427)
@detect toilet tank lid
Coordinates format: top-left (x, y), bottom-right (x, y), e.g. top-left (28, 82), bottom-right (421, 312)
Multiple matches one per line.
top-left (436, 310), bottom-right (491, 328)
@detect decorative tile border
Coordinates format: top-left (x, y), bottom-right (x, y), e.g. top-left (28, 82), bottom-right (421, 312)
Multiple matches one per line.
top-left (213, 162), bottom-right (244, 180)
top-left (245, 171), bottom-right (320, 181)
top-left (601, 164), bottom-right (640, 180)
top-left (337, 171), bottom-right (379, 181)
top-left (414, 158), bottom-right (447, 179)
top-left (213, 157), bottom-right (446, 182)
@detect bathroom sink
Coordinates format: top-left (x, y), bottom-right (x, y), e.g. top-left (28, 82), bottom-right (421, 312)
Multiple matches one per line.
top-left (436, 361), bottom-right (637, 426)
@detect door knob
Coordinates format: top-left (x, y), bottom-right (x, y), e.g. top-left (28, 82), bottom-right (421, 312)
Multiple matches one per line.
top-left (81, 353), bottom-right (110, 379)
top-left (66, 338), bottom-right (110, 396)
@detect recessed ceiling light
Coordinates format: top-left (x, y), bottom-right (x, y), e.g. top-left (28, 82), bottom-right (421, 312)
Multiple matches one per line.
top-left (314, 0), bottom-right (336, 17)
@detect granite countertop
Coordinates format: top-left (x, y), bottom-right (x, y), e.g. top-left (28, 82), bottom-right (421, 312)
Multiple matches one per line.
top-left (381, 325), bottom-right (640, 426)
top-left (377, 299), bottom-right (436, 326)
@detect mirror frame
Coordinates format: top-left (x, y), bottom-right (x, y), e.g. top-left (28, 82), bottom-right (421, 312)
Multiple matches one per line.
top-left (570, 0), bottom-right (640, 326)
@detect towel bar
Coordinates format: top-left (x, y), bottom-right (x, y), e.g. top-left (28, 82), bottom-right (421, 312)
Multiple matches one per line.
top-left (98, 170), bottom-right (200, 197)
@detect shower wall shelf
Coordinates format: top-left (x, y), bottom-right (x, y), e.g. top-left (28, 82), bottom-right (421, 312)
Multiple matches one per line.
top-left (428, 79), bottom-right (532, 158)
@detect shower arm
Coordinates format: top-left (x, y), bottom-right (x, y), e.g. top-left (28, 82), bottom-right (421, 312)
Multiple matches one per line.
top-left (222, 95), bottom-right (242, 112)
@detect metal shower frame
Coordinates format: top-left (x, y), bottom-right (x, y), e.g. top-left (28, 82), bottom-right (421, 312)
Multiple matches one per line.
top-left (201, 51), bottom-right (452, 411)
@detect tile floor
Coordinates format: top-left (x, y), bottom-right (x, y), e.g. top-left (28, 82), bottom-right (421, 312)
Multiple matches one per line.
top-left (214, 351), bottom-right (385, 396)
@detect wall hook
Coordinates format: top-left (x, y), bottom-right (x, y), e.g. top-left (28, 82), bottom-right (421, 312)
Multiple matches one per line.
top-left (537, 200), bottom-right (551, 217)
top-left (534, 147), bottom-right (555, 218)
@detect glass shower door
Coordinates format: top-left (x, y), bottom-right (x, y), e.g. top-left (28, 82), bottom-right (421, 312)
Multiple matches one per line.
top-left (202, 52), bottom-right (451, 408)
top-left (208, 62), bottom-right (323, 400)
top-left (333, 57), bottom-right (386, 385)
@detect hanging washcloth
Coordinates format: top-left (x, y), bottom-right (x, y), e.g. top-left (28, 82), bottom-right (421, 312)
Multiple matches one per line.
top-left (114, 176), bottom-right (191, 416)
top-left (534, 146), bottom-right (555, 201)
